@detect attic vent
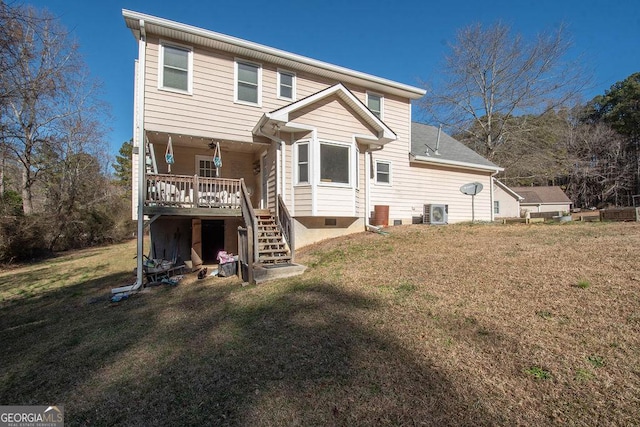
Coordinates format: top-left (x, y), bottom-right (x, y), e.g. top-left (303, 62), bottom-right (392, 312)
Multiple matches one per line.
top-left (423, 204), bottom-right (448, 225)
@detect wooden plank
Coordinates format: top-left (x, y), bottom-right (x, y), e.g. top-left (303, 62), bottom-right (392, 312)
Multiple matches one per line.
top-left (191, 218), bottom-right (202, 268)
top-left (143, 206), bottom-right (241, 217)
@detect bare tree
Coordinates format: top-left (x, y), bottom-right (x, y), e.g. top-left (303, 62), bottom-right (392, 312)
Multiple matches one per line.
top-left (564, 121), bottom-right (633, 208)
top-left (0, 4), bottom-right (105, 214)
top-left (420, 22), bottom-right (588, 161)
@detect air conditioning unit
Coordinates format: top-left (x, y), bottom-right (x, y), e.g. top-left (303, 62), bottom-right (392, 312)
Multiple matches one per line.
top-left (423, 204), bottom-right (448, 225)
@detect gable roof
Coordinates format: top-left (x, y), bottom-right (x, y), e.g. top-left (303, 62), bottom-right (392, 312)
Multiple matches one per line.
top-left (410, 122), bottom-right (502, 173)
top-left (253, 83), bottom-right (396, 145)
top-left (123, 10), bottom-right (426, 100)
top-left (493, 179), bottom-right (524, 201)
top-left (509, 186), bottom-right (572, 205)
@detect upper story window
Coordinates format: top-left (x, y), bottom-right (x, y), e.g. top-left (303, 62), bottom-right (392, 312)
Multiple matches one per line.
top-left (235, 60), bottom-right (262, 106)
top-left (296, 142), bottom-right (309, 184)
top-left (159, 42), bottom-right (193, 93)
top-left (320, 142), bottom-right (350, 185)
top-left (375, 160), bottom-right (391, 184)
top-left (278, 70), bottom-right (296, 100)
top-left (366, 92), bottom-right (383, 119)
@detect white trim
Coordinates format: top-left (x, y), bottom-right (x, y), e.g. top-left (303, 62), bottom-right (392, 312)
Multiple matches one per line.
top-left (374, 159), bottom-right (392, 185)
top-left (253, 83), bottom-right (397, 144)
top-left (277, 69), bottom-right (296, 101)
top-left (319, 139), bottom-right (352, 188)
top-left (195, 154), bottom-right (218, 177)
top-left (493, 178), bottom-right (524, 201)
top-left (158, 39), bottom-right (193, 94)
top-left (234, 58), bottom-right (262, 107)
top-left (123, 9), bottom-right (426, 99)
top-left (366, 91), bottom-right (384, 120)
top-left (294, 140), bottom-right (310, 185)
top-left (365, 151), bottom-right (371, 226)
top-left (410, 154), bottom-right (503, 173)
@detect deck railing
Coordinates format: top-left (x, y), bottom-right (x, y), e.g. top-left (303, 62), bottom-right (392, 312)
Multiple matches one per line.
top-left (145, 173), bottom-right (242, 209)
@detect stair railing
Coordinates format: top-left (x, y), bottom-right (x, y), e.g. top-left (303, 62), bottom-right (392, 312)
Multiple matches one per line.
top-left (276, 194), bottom-right (295, 261)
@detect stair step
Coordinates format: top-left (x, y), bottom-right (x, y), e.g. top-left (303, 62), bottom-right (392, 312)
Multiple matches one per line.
top-left (258, 257), bottom-right (292, 264)
top-left (259, 243), bottom-right (286, 249)
top-left (254, 209), bottom-right (271, 215)
top-left (259, 249), bottom-right (289, 255)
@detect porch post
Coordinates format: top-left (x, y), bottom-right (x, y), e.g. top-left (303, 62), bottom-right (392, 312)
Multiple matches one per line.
top-left (136, 20), bottom-right (147, 289)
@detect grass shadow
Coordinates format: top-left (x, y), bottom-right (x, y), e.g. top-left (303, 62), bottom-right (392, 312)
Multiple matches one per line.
top-left (46, 279), bottom-right (501, 426)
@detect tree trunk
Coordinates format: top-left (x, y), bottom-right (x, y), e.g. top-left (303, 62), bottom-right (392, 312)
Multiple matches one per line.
top-left (21, 165), bottom-right (33, 214)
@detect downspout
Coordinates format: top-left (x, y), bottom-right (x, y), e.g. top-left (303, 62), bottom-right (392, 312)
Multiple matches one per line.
top-left (135, 20), bottom-right (147, 290)
top-left (364, 144), bottom-right (384, 228)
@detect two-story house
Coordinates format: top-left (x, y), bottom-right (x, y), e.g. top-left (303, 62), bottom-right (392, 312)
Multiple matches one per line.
top-left (122, 10), bottom-right (502, 287)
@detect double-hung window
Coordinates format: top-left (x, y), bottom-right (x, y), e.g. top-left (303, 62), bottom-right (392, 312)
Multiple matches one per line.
top-left (278, 70), bottom-right (296, 100)
top-left (375, 160), bottom-right (391, 184)
top-left (297, 142), bottom-right (309, 184)
top-left (159, 42), bottom-right (192, 93)
top-left (366, 92), bottom-right (383, 119)
top-left (320, 142), bottom-right (350, 185)
top-left (494, 201), bottom-right (500, 215)
top-left (235, 60), bottom-right (261, 105)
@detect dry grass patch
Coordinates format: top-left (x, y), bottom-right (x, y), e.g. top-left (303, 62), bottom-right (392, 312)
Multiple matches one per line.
top-left (1, 223), bottom-right (639, 425)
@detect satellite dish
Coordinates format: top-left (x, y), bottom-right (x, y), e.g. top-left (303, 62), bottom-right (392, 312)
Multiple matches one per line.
top-left (460, 182), bottom-right (484, 196)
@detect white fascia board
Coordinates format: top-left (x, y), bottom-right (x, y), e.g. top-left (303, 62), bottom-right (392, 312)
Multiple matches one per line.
top-left (265, 83), bottom-right (396, 143)
top-left (493, 178), bottom-right (525, 201)
top-left (410, 154), bottom-right (504, 173)
top-left (122, 9), bottom-right (426, 99)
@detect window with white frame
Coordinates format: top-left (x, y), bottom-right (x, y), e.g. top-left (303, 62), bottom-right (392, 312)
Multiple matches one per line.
top-left (375, 160), bottom-right (391, 184)
top-left (159, 43), bottom-right (192, 93)
top-left (320, 142), bottom-right (350, 184)
top-left (278, 70), bottom-right (296, 100)
top-left (235, 60), bottom-right (261, 105)
top-left (494, 201), bottom-right (500, 214)
top-left (367, 92), bottom-right (383, 119)
top-left (296, 142), bottom-right (309, 184)
top-left (196, 155), bottom-right (218, 178)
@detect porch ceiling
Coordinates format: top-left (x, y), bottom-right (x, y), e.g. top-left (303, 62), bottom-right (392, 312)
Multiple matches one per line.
top-left (145, 130), bottom-right (269, 154)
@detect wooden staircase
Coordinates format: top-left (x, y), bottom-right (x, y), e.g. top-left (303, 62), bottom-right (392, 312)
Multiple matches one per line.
top-left (255, 209), bottom-right (292, 266)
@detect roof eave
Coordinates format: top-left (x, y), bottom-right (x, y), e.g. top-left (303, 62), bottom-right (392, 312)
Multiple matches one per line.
top-left (410, 154), bottom-right (503, 173)
top-left (122, 9), bottom-right (426, 99)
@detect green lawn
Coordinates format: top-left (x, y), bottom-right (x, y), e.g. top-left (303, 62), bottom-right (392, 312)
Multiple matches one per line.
top-left (1, 222), bottom-right (639, 426)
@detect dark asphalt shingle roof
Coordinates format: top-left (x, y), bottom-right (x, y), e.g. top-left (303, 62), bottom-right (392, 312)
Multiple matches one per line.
top-left (410, 122), bottom-right (500, 169)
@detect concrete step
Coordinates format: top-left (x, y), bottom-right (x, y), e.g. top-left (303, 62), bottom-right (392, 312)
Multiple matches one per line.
top-left (253, 263), bottom-right (307, 283)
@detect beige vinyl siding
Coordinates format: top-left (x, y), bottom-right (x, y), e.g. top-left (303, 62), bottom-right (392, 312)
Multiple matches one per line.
top-left (263, 146), bottom-right (277, 210)
top-left (493, 184), bottom-right (521, 218)
top-left (315, 186), bottom-right (355, 216)
top-left (143, 37), bottom-right (410, 145)
top-left (367, 94), bottom-right (416, 221)
top-left (289, 95), bottom-right (377, 140)
top-left (293, 185), bottom-right (313, 216)
top-left (151, 143), bottom-right (254, 180)
top-left (399, 163), bottom-right (494, 223)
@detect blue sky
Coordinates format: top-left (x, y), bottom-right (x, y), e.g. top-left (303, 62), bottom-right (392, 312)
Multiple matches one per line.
top-left (23, 0), bottom-right (640, 158)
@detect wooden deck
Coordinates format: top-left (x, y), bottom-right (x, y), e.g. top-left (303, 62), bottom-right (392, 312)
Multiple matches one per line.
top-left (144, 173), bottom-right (243, 216)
